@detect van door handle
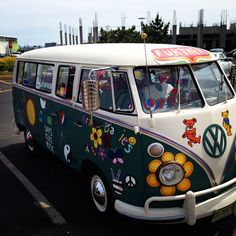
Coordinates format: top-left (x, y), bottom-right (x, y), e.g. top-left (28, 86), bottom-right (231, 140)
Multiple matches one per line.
top-left (51, 112), bottom-right (58, 117)
top-left (73, 121), bottom-right (83, 128)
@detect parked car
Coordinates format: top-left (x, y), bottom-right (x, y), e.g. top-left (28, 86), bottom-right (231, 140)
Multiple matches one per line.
top-left (212, 52), bottom-right (234, 77)
top-left (226, 49), bottom-right (236, 59)
top-left (0, 53), bottom-right (6, 58)
top-left (10, 52), bottom-right (22, 57)
top-left (210, 48), bottom-right (226, 55)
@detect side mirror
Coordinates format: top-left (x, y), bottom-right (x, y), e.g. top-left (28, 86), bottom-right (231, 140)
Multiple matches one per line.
top-left (81, 79), bottom-right (100, 112)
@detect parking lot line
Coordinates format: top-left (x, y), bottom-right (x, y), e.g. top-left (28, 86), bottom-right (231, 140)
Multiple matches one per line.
top-left (0, 80), bottom-right (11, 85)
top-left (0, 89), bottom-right (12, 94)
top-left (0, 152), bottom-right (67, 225)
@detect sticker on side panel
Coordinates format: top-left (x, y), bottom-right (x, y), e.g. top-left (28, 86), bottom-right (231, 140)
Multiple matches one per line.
top-left (98, 147), bottom-right (106, 160)
top-left (125, 175), bottom-right (136, 188)
top-left (26, 99), bottom-right (36, 126)
top-left (44, 125), bottom-right (54, 153)
top-left (222, 110), bottom-right (232, 136)
top-left (40, 98), bottom-right (46, 109)
top-left (144, 98), bottom-right (158, 111)
top-left (90, 127), bottom-right (102, 148)
top-left (119, 132), bottom-right (136, 154)
top-left (110, 168), bottom-right (123, 195)
top-left (64, 144), bottom-right (73, 164)
top-left (59, 112), bottom-right (66, 126)
top-left (182, 118), bottom-right (201, 147)
top-left (109, 148), bottom-right (124, 164)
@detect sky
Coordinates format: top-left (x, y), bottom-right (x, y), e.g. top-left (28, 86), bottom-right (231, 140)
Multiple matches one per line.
top-left (1, 0), bottom-right (236, 46)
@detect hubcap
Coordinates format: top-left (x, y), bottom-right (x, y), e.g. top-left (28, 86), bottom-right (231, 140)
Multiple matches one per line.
top-left (91, 175), bottom-right (107, 212)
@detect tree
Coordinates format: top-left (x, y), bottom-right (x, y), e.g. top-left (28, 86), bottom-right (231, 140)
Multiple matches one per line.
top-left (99, 26), bottom-right (141, 43)
top-left (142, 14), bottom-right (170, 43)
top-left (99, 13), bottom-right (170, 44)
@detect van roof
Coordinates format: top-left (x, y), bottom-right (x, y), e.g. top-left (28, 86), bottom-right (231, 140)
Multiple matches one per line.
top-left (18, 43), bottom-right (215, 66)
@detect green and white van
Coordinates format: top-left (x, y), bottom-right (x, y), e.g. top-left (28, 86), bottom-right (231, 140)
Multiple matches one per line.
top-left (12, 43), bottom-right (236, 225)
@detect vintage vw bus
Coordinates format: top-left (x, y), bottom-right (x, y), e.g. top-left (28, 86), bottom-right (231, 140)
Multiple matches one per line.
top-left (12, 43), bottom-right (236, 225)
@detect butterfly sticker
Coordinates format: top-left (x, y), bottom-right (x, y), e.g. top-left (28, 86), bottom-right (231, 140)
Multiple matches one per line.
top-left (109, 148), bottom-right (124, 164)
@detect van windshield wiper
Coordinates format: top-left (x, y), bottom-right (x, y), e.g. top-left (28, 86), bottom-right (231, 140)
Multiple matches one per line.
top-left (176, 67), bottom-right (181, 113)
top-left (217, 74), bottom-right (227, 103)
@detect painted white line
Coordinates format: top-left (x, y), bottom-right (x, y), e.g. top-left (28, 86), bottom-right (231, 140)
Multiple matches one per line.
top-left (0, 80), bottom-right (11, 85)
top-left (0, 152), bottom-right (67, 225)
top-left (0, 89), bottom-right (12, 94)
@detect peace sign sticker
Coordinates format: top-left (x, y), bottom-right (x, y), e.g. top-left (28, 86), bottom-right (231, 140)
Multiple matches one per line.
top-left (125, 175), bottom-right (136, 188)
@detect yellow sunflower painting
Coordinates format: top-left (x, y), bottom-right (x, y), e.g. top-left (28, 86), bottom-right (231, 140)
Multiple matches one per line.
top-left (90, 127), bottom-right (102, 148)
top-left (26, 99), bottom-right (36, 126)
top-left (146, 152), bottom-right (194, 196)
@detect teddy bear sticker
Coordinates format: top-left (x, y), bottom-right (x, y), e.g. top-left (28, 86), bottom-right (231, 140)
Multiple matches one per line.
top-left (221, 110), bottom-right (232, 136)
top-left (182, 118), bottom-right (201, 147)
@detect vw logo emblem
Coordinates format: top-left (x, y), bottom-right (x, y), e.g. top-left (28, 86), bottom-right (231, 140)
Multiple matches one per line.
top-left (203, 124), bottom-right (227, 158)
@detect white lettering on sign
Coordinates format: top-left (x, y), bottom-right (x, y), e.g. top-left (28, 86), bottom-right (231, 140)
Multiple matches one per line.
top-left (151, 47), bottom-right (211, 63)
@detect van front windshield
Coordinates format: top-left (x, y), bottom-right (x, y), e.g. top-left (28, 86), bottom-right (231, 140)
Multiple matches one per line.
top-left (134, 66), bottom-right (203, 113)
top-left (191, 62), bottom-right (234, 106)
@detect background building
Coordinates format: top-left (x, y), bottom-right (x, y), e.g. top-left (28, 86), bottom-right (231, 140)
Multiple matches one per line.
top-left (170, 9), bottom-right (236, 51)
top-left (175, 22), bottom-right (236, 51)
top-left (0, 36), bottom-right (19, 55)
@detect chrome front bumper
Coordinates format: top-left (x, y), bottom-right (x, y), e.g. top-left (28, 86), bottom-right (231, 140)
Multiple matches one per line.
top-left (115, 177), bottom-right (236, 225)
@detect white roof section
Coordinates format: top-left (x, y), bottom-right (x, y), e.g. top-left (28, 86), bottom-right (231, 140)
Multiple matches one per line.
top-left (18, 43), bottom-right (215, 67)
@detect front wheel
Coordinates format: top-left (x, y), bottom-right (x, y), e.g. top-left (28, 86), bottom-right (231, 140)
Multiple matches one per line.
top-left (89, 169), bottom-right (114, 214)
top-left (91, 174), bottom-right (108, 212)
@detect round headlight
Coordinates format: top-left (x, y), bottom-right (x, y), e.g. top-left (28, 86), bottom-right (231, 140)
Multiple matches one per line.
top-left (157, 162), bottom-right (185, 186)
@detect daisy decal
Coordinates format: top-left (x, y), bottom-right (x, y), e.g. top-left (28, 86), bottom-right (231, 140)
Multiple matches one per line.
top-left (90, 127), bottom-right (102, 148)
top-left (146, 152), bottom-right (194, 196)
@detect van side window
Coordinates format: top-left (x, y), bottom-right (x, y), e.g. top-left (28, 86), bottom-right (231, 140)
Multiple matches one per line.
top-left (36, 64), bottom-right (54, 93)
top-left (23, 62), bottom-right (37, 88)
top-left (78, 69), bottom-right (90, 103)
top-left (78, 69), bottom-right (113, 111)
top-left (113, 72), bottom-right (133, 111)
top-left (56, 65), bottom-right (75, 99)
top-left (17, 61), bottom-right (24, 84)
top-left (97, 70), bottom-right (113, 110)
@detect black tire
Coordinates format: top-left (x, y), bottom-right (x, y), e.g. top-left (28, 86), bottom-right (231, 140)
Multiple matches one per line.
top-left (24, 129), bottom-right (38, 153)
top-left (87, 165), bottom-right (114, 215)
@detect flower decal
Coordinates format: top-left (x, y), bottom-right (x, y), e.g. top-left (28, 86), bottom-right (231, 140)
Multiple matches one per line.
top-left (90, 127), bottom-right (102, 148)
top-left (146, 152), bottom-right (194, 196)
top-left (98, 147), bottom-right (106, 160)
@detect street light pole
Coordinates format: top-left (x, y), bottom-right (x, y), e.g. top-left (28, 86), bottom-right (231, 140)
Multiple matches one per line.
top-left (138, 17), bottom-right (145, 34)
